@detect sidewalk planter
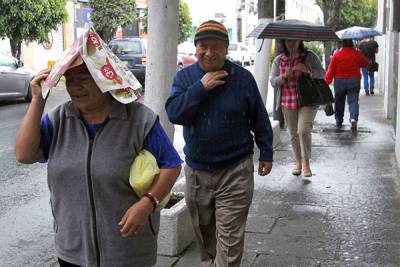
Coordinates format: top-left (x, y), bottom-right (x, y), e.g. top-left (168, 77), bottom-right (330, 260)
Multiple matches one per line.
top-left (157, 194), bottom-right (195, 256)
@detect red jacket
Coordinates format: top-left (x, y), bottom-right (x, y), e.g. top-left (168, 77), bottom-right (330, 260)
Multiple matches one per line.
top-left (325, 47), bottom-right (369, 84)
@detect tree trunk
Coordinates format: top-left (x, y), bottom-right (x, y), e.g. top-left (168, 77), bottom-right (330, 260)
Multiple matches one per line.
top-left (10, 40), bottom-right (22, 61)
top-left (319, 0), bottom-right (343, 68)
top-left (144, 0), bottom-right (178, 142)
top-left (323, 41), bottom-right (333, 69)
top-left (275, 0), bottom-right (285, 20)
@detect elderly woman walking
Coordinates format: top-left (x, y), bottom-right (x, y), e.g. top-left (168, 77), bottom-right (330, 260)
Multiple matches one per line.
top-left (270, 40), bottom-right (325, 178)
top-left (15, 28), bottom-right (182, 267)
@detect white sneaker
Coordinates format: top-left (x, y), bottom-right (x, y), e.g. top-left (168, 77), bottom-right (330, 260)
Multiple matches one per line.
top-left (350, 119), bottom-right (357, 131)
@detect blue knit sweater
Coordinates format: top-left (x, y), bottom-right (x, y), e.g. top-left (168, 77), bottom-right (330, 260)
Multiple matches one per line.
top-left (165, 60), bottom-right (273, 171)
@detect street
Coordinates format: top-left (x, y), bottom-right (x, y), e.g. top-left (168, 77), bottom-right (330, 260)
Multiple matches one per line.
top-left (0, 99), bottom-right (56, 266)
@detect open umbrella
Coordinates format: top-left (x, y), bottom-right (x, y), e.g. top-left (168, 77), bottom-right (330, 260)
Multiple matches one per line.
top-left (335, 26), bottom-right (382, 40)
top-left (248, 19), bottom-right (340, 41)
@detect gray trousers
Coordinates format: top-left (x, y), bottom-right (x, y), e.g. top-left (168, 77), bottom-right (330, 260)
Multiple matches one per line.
top-left (184, 155), bottom-right (254, 267)
top-left (282, 106), bottom-right (318, 161)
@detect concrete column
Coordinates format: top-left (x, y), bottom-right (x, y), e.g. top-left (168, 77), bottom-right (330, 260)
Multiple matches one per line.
top-left (254, 19), bottom-right (273, 106)
top-left (377, 0), bottom-right (386, 95)
top-left (144, 0), bottom-right (179, 141)
top-left (254, 0), bottom-right (273, 106)
top-left (384, 0), bottom-right (399, 121)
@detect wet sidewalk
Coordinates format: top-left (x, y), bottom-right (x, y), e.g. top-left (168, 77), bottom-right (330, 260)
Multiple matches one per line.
top-left (157, 94), bottom-right (400, 266)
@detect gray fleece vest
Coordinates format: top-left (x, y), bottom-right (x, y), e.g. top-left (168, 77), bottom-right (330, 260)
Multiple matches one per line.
top-left (47, 100), bottom-right (158, 267)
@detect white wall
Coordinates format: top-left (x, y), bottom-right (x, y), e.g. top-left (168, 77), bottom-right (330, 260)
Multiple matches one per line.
top-left (183, 0), bottom-right (237, 40)
top-left (285, 0), bottom-right (323, 23)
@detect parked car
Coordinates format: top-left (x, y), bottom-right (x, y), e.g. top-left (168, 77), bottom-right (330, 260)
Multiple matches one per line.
top-left (109, 37), bottom-right (147, 87)
top-left (177, 42), bottom-right (197, 70)
top-left (177, 53), bottom-right (197, 70)
top-left (227, 42), bottom-right (252, 66)
top-left (0, 51), bottom-right (36, 102)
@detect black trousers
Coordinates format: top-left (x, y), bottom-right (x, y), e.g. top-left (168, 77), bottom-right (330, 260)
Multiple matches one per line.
top-left (58, 258), bottom-right (82, 267)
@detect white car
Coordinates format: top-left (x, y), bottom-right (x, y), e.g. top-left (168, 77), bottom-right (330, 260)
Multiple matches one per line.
top-left (0, 51), bottom-right (36, 102)
top-left (227, 42), bottom-right (252, 66)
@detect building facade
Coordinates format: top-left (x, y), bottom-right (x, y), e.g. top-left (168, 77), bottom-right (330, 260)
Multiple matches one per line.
top-left (377, 0), bottom-right (400, 163)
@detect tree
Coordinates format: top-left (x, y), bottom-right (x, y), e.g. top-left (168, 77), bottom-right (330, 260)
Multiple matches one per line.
top-left (315, 0), bottom-right (344, 68)
top-left (0, 0), bottom-right (68, 60)
top-left (338, 0), bottom-right (378, 29)
top-left (90, 0), bottom-right (137, 43)
top-left (141, 0), bottom-right (193, 44)
top-left (315, 0), bottom-right (378, 67)
top-left (177, 0), bottom-right (192, 44)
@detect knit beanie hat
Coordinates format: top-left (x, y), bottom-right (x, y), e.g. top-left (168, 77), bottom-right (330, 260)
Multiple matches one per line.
top-left (194, 20), bottom-right (229, 45)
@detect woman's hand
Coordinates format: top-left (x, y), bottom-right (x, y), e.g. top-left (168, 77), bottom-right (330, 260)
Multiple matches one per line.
top-left (295, 63), bottom-right (312, 76)
top-left (282, 67), bottom-right (293, 80)
top-left (30, 68), bottom-right (51, 100)
top-left (118, 197), bottom-right (153, 238)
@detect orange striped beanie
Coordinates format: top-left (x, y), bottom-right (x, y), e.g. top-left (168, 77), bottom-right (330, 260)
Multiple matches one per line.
top-left (194, 20), bottom-right (229, 45)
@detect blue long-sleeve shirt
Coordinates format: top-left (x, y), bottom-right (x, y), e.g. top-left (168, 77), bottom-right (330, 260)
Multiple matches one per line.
top-left (165, 60), bottom-right (273, 171)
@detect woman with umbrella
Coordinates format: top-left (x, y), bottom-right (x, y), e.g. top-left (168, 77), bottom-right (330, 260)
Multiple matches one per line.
top-left (249, 20), bottom-right (338, 177)
top-left (270, 39), bottom-right (325, 177)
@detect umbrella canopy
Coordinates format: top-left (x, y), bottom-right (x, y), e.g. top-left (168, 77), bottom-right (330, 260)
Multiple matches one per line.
top-left (336, 26), bottom-right (382, 40)
top-left (248, 19), bottom-right (340, 41)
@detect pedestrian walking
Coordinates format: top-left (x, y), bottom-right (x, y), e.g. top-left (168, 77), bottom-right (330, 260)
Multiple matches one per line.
top-left (358, 37), bottom-right (379, 95)
top-left (165, 20), bottom-right (273, 267)
top-left (15, 29), bottom-right (182, 266)
top-left (325, 39), bottom-right (369, 131)
top-left (270, 40), bottom-right (325, 177)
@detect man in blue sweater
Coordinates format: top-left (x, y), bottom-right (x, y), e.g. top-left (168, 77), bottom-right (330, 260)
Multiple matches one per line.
top-left (165, 20), bottom-right (273, 267)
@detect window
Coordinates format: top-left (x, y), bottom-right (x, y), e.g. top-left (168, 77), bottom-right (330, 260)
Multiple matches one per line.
top-left (0, 52), bottom-right (16, 68)
top-left (109, 40), bottom-right (143, 54)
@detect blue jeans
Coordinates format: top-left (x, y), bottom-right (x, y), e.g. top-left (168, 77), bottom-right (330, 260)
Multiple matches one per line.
top-left (361, 67), bottom-right (374, 94)
top-left (333, 78), bottom-right (361, 125)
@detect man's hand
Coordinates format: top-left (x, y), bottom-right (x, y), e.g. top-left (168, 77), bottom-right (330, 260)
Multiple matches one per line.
top-left (258, 160), bottom-right (272, 176)
top-left (201, 70), bottom-right (228, 91)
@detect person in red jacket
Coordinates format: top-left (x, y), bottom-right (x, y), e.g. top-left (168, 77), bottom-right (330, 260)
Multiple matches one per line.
top-left (325, 39), bottom-right (369, 131)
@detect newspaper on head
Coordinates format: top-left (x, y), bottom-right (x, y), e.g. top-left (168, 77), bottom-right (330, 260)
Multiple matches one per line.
top-left (41, 24), bottom-right (143, 104)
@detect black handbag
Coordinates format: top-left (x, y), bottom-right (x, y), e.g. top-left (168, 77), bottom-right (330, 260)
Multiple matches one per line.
top-left (296, 74), bottom-right (334, 106)
top-left (324, 103), bottom-right (334, 116)
top-left (296, 52), bottom-right (334, 106)
top-left (367, 61), bottom-right (379, 72)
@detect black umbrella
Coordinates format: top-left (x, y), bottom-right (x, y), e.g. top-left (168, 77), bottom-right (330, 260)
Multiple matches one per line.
top-left (248, 19), bottom-right (340, 41)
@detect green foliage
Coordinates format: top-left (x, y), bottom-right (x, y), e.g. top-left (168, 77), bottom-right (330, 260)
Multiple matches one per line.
top-left (315, 0), bottom-right (377, 68)
top-left (316, 0), bottom-right (378, 31)
top-left (165, 192), bottom-right (184, 209)
top-left (337, 0), bottom-right (378, 29)
top-left (140, 0), bottom-right (193, 44)
top-left (304, 41), bottom-right (324, 61)
top-left (178, 0), bottom-right (192, 44)
top-left (90, 0), bottom-right (137, 42)
top-left (0, 0), bottom-right (68, 59)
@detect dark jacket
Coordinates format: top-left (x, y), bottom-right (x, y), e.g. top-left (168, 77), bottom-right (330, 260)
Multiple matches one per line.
top-left (165, 60), bottom-right (273, 171)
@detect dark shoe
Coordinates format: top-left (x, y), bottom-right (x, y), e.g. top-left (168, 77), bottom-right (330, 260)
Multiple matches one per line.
top-left (365, 91), bottom-right (370, 96)
top-left (292, 168), bottom-right (302, 176)
top-left (370, 91), bottom-right (374, 95)
top-left (336, 123), bottom-right (343, 128)
top-left (351, 119), bottom-right (357, 132)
